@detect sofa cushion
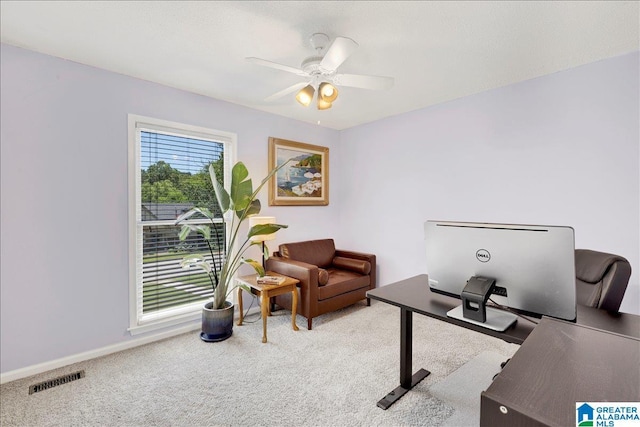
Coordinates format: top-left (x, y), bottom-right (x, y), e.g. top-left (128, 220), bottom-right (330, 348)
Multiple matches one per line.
top-left (317, 269), bottom-right (370, 301)
top-left (332, 256), bottom-right (371, 275)
top-left (279, 239), bottom-right (335, 268)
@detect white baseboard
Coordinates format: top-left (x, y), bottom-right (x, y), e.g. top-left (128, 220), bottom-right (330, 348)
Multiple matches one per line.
top-left (1, 302), bottom-right (264, 385)
top-left (0, 322), bottom-right (200, 385)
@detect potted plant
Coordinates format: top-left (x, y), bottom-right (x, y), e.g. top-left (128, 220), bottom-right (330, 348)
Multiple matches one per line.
top-left (175, 161), bottom-right (287, 342)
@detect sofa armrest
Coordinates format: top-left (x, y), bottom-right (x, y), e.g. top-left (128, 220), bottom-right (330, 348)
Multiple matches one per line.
top-left (265, 257), bottom-right (320, 299)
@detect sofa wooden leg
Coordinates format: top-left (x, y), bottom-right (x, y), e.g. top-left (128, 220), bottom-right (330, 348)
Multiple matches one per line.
top-left (367, 297), bottom-right (371, 306)
top-left (307, 318), bottom-right (312, 330)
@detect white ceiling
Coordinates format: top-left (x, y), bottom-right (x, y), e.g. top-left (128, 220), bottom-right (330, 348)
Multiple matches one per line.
top-left (1, 1), bottom-right (638, 130)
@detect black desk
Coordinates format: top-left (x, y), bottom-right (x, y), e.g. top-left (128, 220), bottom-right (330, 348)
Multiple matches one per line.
top-left (481, 317), bottom-right (640, 426)
top-left (366, 274), bottom-right (640, 410)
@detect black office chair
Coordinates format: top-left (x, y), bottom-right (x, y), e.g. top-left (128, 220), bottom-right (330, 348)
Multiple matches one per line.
top-left (494, 249), bottom-right (632, 381)
top-left (575, 249), bottom-right (632, 313)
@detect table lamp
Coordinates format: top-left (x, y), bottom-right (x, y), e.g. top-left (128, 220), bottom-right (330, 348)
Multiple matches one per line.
top-left (248, 216), bottom-right (276, 269)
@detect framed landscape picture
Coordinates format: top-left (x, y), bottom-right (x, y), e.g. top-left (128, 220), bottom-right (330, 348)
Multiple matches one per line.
top-left (268, 137), bottom-right (329, 206)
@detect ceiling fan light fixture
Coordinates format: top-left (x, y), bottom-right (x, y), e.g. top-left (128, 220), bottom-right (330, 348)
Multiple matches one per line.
top-left (317, 97), bottom-right (332, 110)
top-left (249, 33), bottom-right (395, 113)
top-left (295, 84), bottom-right (315, 107)
top-left (318, 82), bottom-right (338, 102)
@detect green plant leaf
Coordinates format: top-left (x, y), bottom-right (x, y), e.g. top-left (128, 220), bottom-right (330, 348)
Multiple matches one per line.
top-left (175, 208), bottom-right (197, 224)
top-left (181, 253), bottom-right (207, 261)
top-left (242, 258), bottom-right (265, 277)
top-left (238, 199), bottom-right (261, 220)
top-left (232, 161), bottom-right (249, 182)
top-left (247, 223), bottom-right (288, 239)
top-left (178, 224), bottom-right (211, 241)
top-left (231, 181), bottom-right (253, 212)
top-left (193, 225), bottom-right (211, 241)
top-left (210, 163), bottom-right (230, 213)
top-left (180, 255), bottom-right (212, 273)
top-left (189, 207), bottom-right (215, 219)
top-left (179, 225), bottom-right (192, 241)
top-left (175, 206), bottom-right (215, 224)
top-left (193, 261), bottom-right (212, 273)
top-left (230, 162), bottom-right (253, 212)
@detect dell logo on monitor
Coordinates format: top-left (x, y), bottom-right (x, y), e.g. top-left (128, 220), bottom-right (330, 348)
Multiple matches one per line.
top-left (476, 249), bottom-right (491, 262)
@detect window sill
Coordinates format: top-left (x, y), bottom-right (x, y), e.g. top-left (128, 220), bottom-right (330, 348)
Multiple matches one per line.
top-left (128, 309), bottom-right (201, 336)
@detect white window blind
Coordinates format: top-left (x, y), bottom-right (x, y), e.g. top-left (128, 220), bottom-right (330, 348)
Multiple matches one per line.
top-left (128, 115), bottom-right (236, 334)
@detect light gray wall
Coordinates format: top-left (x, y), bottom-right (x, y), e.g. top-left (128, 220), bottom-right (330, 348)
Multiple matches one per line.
top-left (0, 44), bottom-right (341, 373)
top-left (2, 43), bottom-right (638, 375)
top-left (337, 51), bottom-right (639, 315)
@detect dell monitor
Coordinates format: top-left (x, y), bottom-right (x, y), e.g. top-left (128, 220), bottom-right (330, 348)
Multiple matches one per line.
top-left (424, 221), bottom-right (576, 332)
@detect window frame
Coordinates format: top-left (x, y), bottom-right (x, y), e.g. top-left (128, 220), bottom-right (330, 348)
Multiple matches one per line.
top-left (127, 114), bottom-right (237, 335)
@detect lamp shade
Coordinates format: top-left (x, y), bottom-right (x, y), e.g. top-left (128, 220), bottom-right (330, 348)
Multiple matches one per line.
top-left (317, 97), bottom-right (332, 110)
top-left (295, 85), bottom-right (315, 107)
top-left (248, 216), bottom-right (277, 242)
top-left (318, 82), bottom-right (338, 103)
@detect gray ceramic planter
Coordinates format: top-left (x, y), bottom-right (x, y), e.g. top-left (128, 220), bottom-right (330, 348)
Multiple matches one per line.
top-left (200, 301), bottom-right (234, 342)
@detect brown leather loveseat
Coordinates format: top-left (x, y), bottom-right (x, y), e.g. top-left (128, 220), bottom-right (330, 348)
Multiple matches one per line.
top-left (265, 239), bottom-right (376, 330)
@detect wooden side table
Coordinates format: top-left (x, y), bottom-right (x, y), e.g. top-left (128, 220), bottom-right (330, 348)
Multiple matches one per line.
top-left (236, 272), bottom-right (299, 343)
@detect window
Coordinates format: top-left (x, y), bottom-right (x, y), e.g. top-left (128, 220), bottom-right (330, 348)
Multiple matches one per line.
top-left (128, 115), bottom-right (236, 334)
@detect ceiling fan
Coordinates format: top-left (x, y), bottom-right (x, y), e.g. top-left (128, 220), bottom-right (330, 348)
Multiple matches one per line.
top-left (246, 33), bottom-right (394, 110)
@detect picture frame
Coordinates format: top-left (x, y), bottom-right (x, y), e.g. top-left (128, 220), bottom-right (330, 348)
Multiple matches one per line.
top-left (268, 137), bottom-right (329, 206)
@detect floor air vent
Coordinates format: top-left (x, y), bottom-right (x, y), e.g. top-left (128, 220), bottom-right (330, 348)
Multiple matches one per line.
top-left (29, 370), bottom-right (85, 394)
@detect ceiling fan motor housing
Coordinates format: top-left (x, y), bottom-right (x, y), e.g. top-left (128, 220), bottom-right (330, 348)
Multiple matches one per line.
top-left (303, 33), bottom-right (337, 78)
top-left (301, 56), bottom-right (330, 76)
top-left (310, 33), bottom-right (330, 52)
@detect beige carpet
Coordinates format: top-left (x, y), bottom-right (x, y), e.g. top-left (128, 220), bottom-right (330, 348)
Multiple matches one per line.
top-left (0, 300), bottom-right (518, 426)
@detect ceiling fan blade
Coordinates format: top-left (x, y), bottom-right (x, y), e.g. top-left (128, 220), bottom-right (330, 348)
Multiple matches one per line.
top-left (334, 73), bottom-right (394, 90)
top-left (246, 57), bottom-right (307, 77)
top-left (264, 82), bottom-right (309, 102)
top-left (319, 37), bottom-right (358, 71)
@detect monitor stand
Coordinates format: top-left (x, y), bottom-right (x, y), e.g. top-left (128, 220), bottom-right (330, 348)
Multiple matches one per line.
top-left (445, 276), bottom-right (517, 332)
top-left (446, 305), bottom-right (517, 332)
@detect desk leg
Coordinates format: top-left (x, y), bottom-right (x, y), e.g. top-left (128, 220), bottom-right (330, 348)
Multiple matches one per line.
top-left (377, 308), bottom-right (430, 410)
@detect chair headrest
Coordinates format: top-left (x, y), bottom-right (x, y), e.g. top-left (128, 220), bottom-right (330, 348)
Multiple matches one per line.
top-left (575, 249), bottom-right (630, 284)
